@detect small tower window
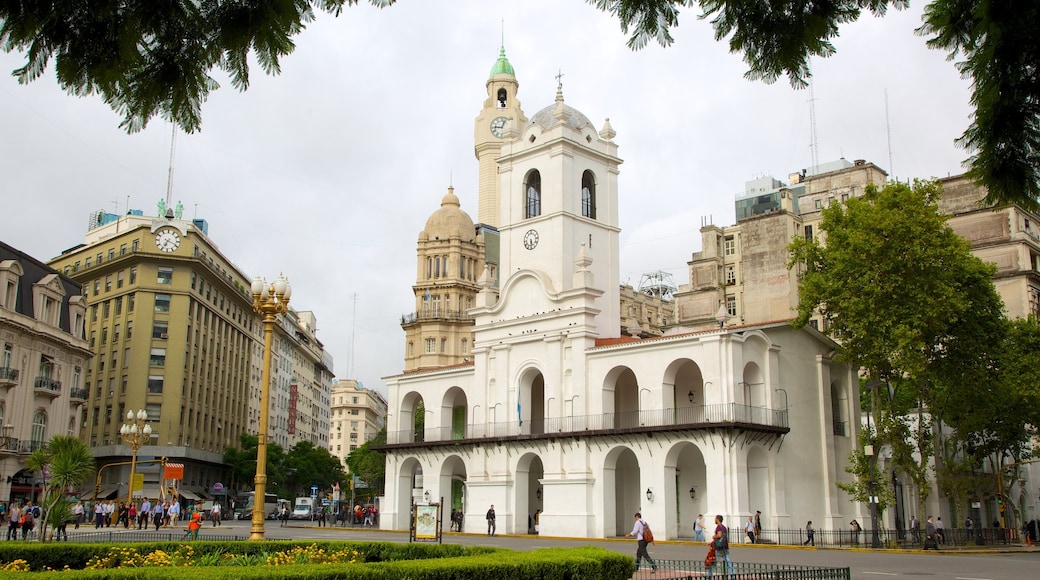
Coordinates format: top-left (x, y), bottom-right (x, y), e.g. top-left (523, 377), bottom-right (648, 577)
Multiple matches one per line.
top-left (525, 170), bottom-right (542, 218)
top-left (581, 170), bottom-right (597, 219)
top-left (497, 88), bottom-right (507, 108)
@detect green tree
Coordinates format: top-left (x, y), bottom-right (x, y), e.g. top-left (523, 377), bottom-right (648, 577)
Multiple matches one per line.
top-left (283, 440), bottom-right (346, 497)
top-left (344, 428), bottom-right (386, 495)
top-left (3, 1), bottom-right (1037, 209)
top-left (24, 435), bottom-right (95, 542)
top-left (787, 179), bottom-right (1008, 518)
top-left (222, 433), bottom-right (287, 497)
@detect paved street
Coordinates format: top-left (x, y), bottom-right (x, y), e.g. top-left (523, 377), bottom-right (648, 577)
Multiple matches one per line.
top-left (56, 518), bottom-right (1038, 580)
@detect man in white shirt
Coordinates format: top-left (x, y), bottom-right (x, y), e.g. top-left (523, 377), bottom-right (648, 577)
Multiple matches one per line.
top-left (139, 499), bottom-right (151, 529)
top-left (210, 502), bottom-right (222, 526)
top-left (167, 500), bottom-right (180, 525)
top-left (694, 514), bottom-right (706, 542)
top-left (745, 515), bottom-right (756, 543)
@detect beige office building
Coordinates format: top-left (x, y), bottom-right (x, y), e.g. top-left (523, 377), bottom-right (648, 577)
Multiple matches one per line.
top-left (676, 160), bottom-right (1040, 331)
top-left (330, 378), bottom-right (387, 466)
top-left (0, 241), bottom-right (91, 503)
top-left (49, 207), bottom-right (333, 499)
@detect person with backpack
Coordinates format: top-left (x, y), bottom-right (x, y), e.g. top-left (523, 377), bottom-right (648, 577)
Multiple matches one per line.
top-left (706, 514), bottom-right (731, 577)
top-left (20, 501), bottom-right (36, 540)
top-left (625, 511), bottom-right (657, 573)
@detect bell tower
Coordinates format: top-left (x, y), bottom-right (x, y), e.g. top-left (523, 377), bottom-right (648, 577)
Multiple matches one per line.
top-left (474, 44), bottom-right (527, 227)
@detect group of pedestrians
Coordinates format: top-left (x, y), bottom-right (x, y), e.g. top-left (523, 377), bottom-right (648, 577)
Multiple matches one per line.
top-left (4, 501), bottom-right (40, 540)
top-left (92, 498), bottom-right (182, 530)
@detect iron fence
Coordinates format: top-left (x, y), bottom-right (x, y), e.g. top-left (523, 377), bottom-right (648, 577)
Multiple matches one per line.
top-left (750, 526), bottom-right (1019, 548)
top-left (645, 559), bottom-right (850, 579)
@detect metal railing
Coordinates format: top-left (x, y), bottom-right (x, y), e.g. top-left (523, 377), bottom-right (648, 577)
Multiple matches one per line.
top-left (401, 308), bottom-right (475, 324)
top-left (647, 559), bottom-right (850, 579)
top-left (832, 420), bottom-right (846, 437)
top-left (69, 388), bottom-right (89, 401)
top-left (0, 367), bottom-right (18, 382)
top-left (387, 403), bottom-right (788, 445)
top-left (746, 526), bottom-right (1020, 548)
top-left (34, 376), bottom-right (62, 394)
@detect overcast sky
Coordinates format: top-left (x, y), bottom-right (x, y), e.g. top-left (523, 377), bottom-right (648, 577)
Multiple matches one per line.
top-left (0, 1), bottom-right (972, 397)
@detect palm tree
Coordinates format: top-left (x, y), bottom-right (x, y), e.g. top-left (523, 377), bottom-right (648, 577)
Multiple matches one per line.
top-left (25, 435), bottom-right (95, 542)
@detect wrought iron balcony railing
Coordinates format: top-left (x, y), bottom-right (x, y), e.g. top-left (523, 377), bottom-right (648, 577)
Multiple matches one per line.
top-left (386, 402), bottom-right (788, 446)
top-left (34, 376), bottom-right (62, 397)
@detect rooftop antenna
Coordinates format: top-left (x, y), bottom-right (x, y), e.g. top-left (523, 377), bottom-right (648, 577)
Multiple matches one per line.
top-left (885, 88), bottom-right (894, 179)
top-left (165, 123), bottom-right (177, 210)
top-left (348, 293), bottom-right (358, 378)
top-left (808, 67), bottom-right (820, 173)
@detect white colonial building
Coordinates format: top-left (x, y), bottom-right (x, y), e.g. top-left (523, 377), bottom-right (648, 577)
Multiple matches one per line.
top-left (381, 47), bottom-right (861, 539)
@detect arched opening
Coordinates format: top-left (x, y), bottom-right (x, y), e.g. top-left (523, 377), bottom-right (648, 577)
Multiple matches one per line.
top-left (605, 367), bottom-right (639, 429)
top-left (604, 446), bottom-right (642, 537)
top-left (663, 359), bottom-right (705, 424)
top-left (581, 170), bottom-right (596, 219)
top-left (740, 362), bottom-right (766, 423)
top-left (665, 441), bottom-right (707, 539)
top-left (497, 88), bottom-right (507, 107)
top-left (439, 455), bottom-right (468, 530)
top-left (396, 457), bottom-right (424, 530)
top-left (746, 447), bottom-right (771, 535)
top-left (516, 453), bottom-right (544, 534)
top-left (524, 170), bottom-right (541, 218)
top-left (442, 386), bottom-right (468, 440)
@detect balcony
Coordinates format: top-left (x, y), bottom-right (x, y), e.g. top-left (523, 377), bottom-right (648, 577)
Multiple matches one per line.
top-left (0, 367), bottom-right (18, 389)
top-left (0, 436), bottom-right (18, 456)
top-left (401, 308), bottom-right (475, 325)
top-left (34, 376), bottom-right (62, 398)
top-left (385, 402), bottom-right (789, 448)
top-left (69, 388), bottom-right (89, 403)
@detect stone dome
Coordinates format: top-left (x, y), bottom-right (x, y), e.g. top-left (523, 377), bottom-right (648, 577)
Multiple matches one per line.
top-left (528, 84), bottom-right (593, 132)
top-left (423, 186), bottom-right (476, 241)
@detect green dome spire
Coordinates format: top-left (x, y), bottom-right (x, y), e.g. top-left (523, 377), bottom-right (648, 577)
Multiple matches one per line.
top-left (489, 44), bottom-right (515, 77)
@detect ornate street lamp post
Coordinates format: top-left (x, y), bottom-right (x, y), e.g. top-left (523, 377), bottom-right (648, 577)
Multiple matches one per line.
top-left (249, 274), bottom-right (291, 540)
top-left (120, 409), bottom-right (151, 503)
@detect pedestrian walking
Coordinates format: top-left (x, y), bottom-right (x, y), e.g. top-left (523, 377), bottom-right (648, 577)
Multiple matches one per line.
top-left (138, 499), bottom-right (151, 529)
top-left (6, 502), bottom-right (20, 540)
top-left (850, 519), bottom-right (862, 545)
top-left (94, 501), bottom-right (105, 529)
top-left (706, 514), bottom-right (731, 577)
top-left (745, 515), bottom-right (756, 543)
top-left (694, 514), bottom-right (706, 542)
top-left (754, 510), bottom-right (762, 539)
top-left (804, 520), bottom-right (815, 546)
top-left (210, 502), bottom-right (222, 526)
top-left (910, 515), bottom-right (920, 543)
top-left (486, 504), bottom-right (496, 536)
top-left (924, 515), bottom-right (939, 550)
top-left (72, 500), bottom-right (84, 529)
top-left (935, 516), bottom-right (945, 545)
top-left (624, 512), bottom-right (657, 573)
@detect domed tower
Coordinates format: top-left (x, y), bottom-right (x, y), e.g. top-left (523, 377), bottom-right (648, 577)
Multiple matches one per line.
top-left (474, 44), bottom-right (527, 228)
top-left (402, 186), bottom-right (485, 371)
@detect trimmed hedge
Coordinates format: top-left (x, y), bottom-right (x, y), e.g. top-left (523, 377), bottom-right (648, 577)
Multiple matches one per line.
top-left (0, 541), bottom-right (633, 580)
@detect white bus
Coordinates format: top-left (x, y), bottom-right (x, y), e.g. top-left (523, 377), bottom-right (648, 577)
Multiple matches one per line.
top-left (235, 492), bottom-right (280, 520)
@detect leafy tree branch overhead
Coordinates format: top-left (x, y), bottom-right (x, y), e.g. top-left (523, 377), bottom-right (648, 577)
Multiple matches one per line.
top-left (1, 0), bottom-right (1037, 209)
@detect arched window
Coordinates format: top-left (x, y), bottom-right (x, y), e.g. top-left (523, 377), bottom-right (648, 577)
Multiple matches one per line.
top-left (31, 411), bottom-right (47, 448)
top-left (525, 170), bottom-right (541, 218)
top-left (581, 170), bottom-right (596, 219)
top-left (497, 88), bottom-right (507, 107)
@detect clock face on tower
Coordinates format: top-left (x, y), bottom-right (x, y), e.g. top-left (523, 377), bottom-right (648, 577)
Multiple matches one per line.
top-left (490, 116), bottom-right (510, 138)
top-left (155, 228), bottom-right (181, 253)
top-left (523, 229), bottom-right (539, 250)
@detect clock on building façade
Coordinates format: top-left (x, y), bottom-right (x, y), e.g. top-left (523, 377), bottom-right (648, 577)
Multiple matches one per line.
top-left (155, 228), bottom-right (181, 253)
top-left (523, 229), bottom-right (539, 250)
top-left (490, 116), bottom-right (510, 138)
